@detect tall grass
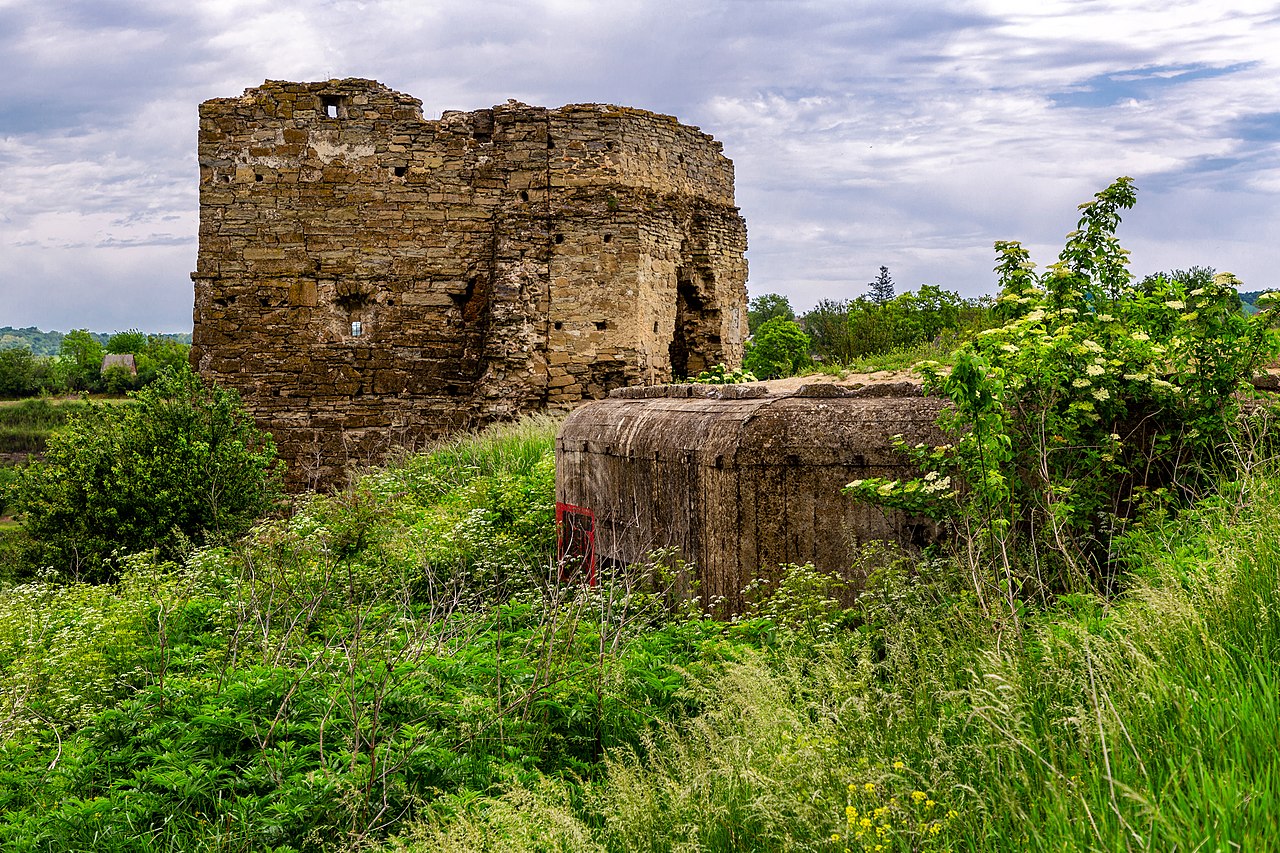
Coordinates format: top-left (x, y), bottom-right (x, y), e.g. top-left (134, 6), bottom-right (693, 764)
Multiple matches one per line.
top-left (0, 398), bottom-right (93, 453)
top-left (408, 477), bottom-right (1280, 852)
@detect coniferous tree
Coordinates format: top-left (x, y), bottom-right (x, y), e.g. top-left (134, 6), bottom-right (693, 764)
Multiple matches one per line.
top-left (868, 265), bottom-right (895, 304)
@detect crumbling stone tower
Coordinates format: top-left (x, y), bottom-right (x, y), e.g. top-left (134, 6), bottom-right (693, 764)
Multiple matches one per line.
top-left (191, 79), bottom-right (747, 486)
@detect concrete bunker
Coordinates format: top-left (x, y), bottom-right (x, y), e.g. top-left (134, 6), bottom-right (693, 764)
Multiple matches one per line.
top-left (554, 381), bottom-right (946, 614)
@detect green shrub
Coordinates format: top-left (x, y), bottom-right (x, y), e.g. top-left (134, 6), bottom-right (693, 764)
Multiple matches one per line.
top-left (10, 368), bottom-right (282, 580)
top-left (846, 177), bottom-right (1280, 599)
top-left (743, 317), bottom-right (811, 379)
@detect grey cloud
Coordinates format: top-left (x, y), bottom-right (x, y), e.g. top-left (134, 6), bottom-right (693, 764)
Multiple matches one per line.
top-left (3, 0), bottom-right (1280, 329)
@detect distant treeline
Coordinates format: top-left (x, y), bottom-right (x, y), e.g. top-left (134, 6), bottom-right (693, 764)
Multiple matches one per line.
top-left (0, 326), bottom-right (192, 357)
top-left (0, 329), bottom-right (191, 398)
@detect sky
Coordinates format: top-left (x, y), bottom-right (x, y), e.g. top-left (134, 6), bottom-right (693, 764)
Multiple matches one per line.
top-left (2, 0), bottom-right (1279, 334)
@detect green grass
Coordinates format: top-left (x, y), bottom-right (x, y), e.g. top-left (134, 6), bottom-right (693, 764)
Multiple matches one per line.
top-left (404, 477), bottom-right (1280, 852)
top-left (1, 413), bottom-right (1278, 851)
top-left (0, 397), bottom-right (99, 453)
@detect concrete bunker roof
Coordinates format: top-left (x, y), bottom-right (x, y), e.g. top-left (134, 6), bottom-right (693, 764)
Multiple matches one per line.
top-left (558, 382), bottom-right (944, 470)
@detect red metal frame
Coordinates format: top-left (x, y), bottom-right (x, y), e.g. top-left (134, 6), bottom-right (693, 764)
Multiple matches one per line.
top-left (555, 502), bottom-right (597, 586)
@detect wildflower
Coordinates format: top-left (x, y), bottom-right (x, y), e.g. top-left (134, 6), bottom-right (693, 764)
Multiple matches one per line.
top-left (947, 810), bottom-right (960, 820)
top-left (925, 799), bottom-right (936, 808)
top-left (893, 761), bottom-right (905, 770)
top-left (864, 783), bottom-right (876, 793)
top-left (831, 834), bottom-right (841, 842)
top-left (912, 791), bottom-right (927, 803)
top-left (930, 823), bottom-right (942, 835)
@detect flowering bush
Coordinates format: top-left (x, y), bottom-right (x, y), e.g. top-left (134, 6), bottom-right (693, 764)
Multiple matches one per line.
top-left (846, 178), bottom-right (1279, 599)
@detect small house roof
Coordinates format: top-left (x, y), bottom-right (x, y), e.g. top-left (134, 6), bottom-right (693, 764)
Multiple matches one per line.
top-left (101, 353), bottom-right (138, 375)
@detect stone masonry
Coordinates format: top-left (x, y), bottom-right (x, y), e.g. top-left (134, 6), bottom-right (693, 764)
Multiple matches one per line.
top-left (191, 79), bottom-right (748, 486)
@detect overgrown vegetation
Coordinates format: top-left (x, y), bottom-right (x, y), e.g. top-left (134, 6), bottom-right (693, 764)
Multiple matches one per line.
top-left (847, 177), bottom-right (1279, 605)
top-left (4, 368), bottom-right (282, 581)
top-left (0, 328), bottom-right (190, 398)
top-left (0, 398), bottom-right (93, 455)
top-left (744, 284), bottom-right (995, 380)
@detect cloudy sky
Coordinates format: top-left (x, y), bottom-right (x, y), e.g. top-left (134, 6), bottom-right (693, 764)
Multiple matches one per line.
top-left (2, 0), bottom-right (1279, 333)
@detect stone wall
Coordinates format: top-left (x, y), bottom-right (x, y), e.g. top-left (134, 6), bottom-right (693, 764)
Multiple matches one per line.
top-left (192, 79), bottom-right (747, 486)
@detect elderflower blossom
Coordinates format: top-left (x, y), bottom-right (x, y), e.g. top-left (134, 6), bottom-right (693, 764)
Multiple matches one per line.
top-left (1095, 313), bottom-right (1114, 322)
top-left (1086, 363), bottom-right (1105, 376)
top-left (1001, 343), bottom-right (1019, 353)
top-left (1092, 388), bottom-right (1110, 401)
top-left (1025, 309), bottom-right (1046, 323)
top-left (1123, 372), bottom-right (1148, 381)
top-left (1072, 378), bottom-right (1091, 388)
top-left (1165, 300), bottom-right (1185, 310)
top-left (1081, 339), bottom-right (1104, 353)
top-left (1131, 331), bottom-right (1150, 341)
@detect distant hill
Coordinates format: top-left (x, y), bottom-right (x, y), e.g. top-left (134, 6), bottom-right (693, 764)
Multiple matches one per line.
top-left (1238, 290), bottom-right (1269, 316)
top-left (0, 327), bottom-right (191, 357)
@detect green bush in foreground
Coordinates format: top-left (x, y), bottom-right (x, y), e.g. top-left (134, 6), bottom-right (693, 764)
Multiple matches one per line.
top-left (847, 177), bottom-right (1280, 601)
top-left (9, 368), bottom-right (282, 580)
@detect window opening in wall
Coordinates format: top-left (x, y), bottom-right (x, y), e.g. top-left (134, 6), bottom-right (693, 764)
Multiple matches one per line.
top-left (556, 502), bottom-right (597, 585)
top-left (255, 173), bottom-right (264, 182)
top-left (520, 190), bottom-right (529, 202)
top-left (393, 166), bottom-right (406, 177)
top-left (653, 321), bottom-right (659, 334)
top-left (321, 95), bottom-right (345, 118)
top-left (554, 233), bottom-right (565, 244)
top-left (351, 321), bottom-right (363, 337)
top-left (595, 320), bottom-right (607, 330)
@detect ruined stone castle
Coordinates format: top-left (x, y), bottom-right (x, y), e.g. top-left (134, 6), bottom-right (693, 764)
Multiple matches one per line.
top-left (191, 79), bottom-right (748, 485)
